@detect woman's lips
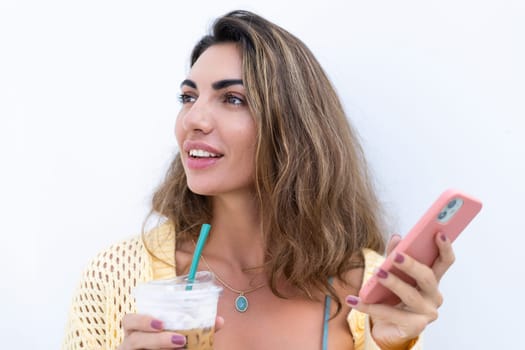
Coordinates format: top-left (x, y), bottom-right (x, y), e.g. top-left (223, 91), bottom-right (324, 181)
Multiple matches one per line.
top-left (183, 140), bottom-right (223, 155)
top-left (183, 140), bottom-right (224, 170)
top-left (186, 155), bottom-right (222, 170)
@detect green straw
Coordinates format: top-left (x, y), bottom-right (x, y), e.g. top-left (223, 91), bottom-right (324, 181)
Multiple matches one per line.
top-left (186, 223), bottom-right (211, 290)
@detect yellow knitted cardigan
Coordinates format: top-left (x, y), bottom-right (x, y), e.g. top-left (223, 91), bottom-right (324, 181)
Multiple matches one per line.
top-left (62, 223), bottom-right (421, 349)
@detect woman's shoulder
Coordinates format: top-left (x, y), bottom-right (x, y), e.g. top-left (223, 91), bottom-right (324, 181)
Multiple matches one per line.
top-left (141, 220), bottom-right (176, 256)
top-left (80, 234), bottom-right (149, 285)
top-left (85, 222), bottom-right (172, 276)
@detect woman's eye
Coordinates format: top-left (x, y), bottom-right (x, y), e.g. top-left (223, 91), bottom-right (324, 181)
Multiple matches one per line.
top-left (224, 93), bottom-right (244, 106)
top-left (178, 94), bottom-right (196, 104)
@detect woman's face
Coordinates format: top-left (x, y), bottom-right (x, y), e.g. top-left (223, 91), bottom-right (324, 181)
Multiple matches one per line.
top-left (175, 43), bottom-right (257, 197)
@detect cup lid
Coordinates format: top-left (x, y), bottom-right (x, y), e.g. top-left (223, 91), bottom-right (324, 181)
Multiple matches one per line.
top-left (133, 271), bottom-right (222, 301)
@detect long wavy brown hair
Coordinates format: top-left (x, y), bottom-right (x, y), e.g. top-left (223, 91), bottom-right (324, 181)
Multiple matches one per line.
top-left (147, 10), bottom-right (386, 316)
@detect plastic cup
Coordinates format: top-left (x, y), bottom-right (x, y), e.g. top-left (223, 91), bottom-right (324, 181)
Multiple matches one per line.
top-left (133, 271), bottom-right (222, 350)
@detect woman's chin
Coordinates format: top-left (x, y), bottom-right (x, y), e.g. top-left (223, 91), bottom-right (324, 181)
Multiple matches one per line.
top-left (187, 185), bottom-right (216, 196)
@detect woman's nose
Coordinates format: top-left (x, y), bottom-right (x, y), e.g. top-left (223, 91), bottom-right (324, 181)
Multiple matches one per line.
top-left (182, 99), bottom-right (213, 134)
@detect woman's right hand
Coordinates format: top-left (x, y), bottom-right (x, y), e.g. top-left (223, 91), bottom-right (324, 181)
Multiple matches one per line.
top-left (118, 314), bottom-right (224, 349)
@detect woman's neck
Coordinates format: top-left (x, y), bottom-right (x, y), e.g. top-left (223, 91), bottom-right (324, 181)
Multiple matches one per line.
top-left (203, 192), bottom-right (264, 270)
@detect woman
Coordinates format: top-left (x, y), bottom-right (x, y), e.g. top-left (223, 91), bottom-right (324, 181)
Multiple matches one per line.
top-left (63, 10), bottom-right (454, 350)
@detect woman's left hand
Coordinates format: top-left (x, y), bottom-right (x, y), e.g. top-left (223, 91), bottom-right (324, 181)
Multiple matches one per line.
top-left (346, 232), bottom-right (456, 350)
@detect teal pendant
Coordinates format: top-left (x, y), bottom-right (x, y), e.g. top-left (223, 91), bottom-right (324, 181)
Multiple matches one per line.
top-left (235, 294), bottom-right (248, 312)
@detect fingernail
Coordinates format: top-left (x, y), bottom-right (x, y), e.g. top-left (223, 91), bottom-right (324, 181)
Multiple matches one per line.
top-left (171, 334), bottom-right (186, 346)
top-left (440, 233), bottom-right (447, 242)
top-left (377, 268), bottom-right (388, 279)
top-left (150, 319), bottom-right (163, 330)
top-left (346, 295), bottom-right (359, 305)
top-left (394, 253), bottom-right (404, 264)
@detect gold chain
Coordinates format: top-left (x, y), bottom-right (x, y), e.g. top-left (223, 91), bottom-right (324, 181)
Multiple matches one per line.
top-left (199, 253), bottom-right (266, 295)
top-left (191, 239), bottom-right (266, 295)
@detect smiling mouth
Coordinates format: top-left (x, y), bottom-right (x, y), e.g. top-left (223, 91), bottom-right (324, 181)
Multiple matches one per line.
top-left (189, 149), bottom-right (224, 158)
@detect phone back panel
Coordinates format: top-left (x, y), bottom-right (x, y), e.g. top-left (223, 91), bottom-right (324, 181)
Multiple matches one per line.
top-left (358, 189), bottom-right (482, 305)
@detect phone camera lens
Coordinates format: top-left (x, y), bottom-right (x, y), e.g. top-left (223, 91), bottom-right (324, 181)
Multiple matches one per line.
top-left (447, 199), bottom-right (457, 209)
top-left (438, 211), bottom-right (447, 220)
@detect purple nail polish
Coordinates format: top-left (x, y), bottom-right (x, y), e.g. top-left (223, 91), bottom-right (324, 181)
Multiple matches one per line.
top-left (394, 253), bottom-right (404, 264)
top-left (150, 319), bottom-right (163, 330)
top-left (440, 233), bottom-right (447, 242)
top-left (346, 295), bottom-right (359, 306)
top-left (171, 334), bottom-right (186, 346)
top-left (377, 269), bottom-right (388, 279)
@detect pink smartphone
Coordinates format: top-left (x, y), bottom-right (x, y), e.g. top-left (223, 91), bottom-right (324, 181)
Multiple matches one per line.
top-left (358, 189), bottom-right (482, 305)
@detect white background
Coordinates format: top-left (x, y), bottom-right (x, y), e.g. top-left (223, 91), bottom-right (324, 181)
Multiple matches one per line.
top-left (1, 0), bottom-right (524, 348)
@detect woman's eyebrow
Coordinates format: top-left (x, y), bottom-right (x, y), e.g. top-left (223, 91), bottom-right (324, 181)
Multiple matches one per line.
top-left (180, 79), bottom-right (197, 89)
top-left (212, 79), bottom-right (243, 90)
top-left (179, 78), bottom-right (243, 90)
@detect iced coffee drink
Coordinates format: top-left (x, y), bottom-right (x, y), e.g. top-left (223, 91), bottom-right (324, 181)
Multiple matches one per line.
top-left (133, 271), bottom-right (222, 350)
top-left (176, 327), bottom-right (214, 349)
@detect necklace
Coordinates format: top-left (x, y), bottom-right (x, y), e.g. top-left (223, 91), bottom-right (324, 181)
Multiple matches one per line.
top-left (199, 253), bottom-right (266, 313)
